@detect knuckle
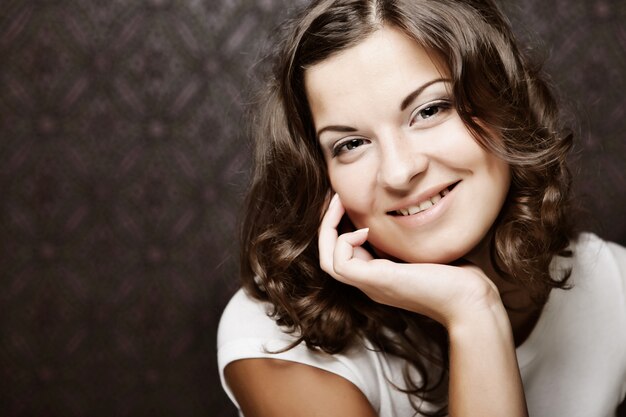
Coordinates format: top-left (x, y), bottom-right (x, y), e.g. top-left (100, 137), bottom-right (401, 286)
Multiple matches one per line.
top-left (332, 260), bottom-right (344, 276)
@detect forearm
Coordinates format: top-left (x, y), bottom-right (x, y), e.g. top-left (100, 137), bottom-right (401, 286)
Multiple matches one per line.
top-left (318, 204), bottom-right (529, 415)
top-left (447, 299), bottom-right (528, 417)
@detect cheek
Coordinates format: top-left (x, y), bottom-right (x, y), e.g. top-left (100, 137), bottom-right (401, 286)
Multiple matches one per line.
top-left (329, 166), bottom-right (376, 222)
top-left (484, 153), bottom-right (511, 192)
top-left (337, 190), bottom-right (372, 220)
top-left (455, 129), bottom-right (510, 182)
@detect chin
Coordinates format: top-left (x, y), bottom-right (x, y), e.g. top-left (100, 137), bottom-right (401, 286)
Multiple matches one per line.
top-left (372, 242), bottom-right (470, 265)
top-left (408, 250), bottom-right (468, 265)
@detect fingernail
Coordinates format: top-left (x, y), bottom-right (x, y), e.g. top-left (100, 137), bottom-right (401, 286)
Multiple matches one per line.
top-left (355, 227), bottom-right (369, 234)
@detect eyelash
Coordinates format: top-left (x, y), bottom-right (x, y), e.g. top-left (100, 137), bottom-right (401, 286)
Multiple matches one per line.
top-left (409, 99), bottom-right (453, 127)
top-left (330, 98), bottom-right (453, 157)
top-left (332, 137), bottom-right (368, 157)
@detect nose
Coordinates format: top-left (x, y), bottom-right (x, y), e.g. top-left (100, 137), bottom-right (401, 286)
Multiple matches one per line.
top-left (377, 133), bottom-right (427, 190)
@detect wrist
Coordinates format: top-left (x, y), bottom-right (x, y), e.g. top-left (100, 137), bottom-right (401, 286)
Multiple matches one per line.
top-left (443, 278), bottom-right (506, 327)
top-left (446, 294), bottom-right (513, 346)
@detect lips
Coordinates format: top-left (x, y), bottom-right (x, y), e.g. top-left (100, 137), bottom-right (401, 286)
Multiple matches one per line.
top-left (387, 181), bottom-right (459, 216)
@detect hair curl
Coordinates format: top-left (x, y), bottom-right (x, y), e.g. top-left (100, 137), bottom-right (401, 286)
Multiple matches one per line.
top-left (239, 0), bottom-right (576, 414)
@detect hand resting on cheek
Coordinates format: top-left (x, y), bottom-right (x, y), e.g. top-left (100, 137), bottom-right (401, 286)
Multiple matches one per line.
top-left (319, 193), bottom-right (502, 328)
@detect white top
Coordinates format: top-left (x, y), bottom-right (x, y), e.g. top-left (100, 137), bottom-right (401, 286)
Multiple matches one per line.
top-left (217, 233), bottom-right (626, 416)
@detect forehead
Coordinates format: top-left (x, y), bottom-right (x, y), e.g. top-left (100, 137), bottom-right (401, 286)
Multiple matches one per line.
top-left (303, 26), bottom-right (449, 122)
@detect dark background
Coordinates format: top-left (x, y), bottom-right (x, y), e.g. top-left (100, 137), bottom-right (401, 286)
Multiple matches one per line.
top-left (0, 0), bottom-right (624, 416)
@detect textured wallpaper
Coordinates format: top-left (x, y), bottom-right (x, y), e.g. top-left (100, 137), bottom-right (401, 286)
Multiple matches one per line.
top-left (0, 0), bottom-right (624, 416)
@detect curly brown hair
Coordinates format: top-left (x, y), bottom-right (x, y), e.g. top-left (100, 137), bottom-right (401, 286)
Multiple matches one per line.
top-left (239, 0), bottom-right (576, 414)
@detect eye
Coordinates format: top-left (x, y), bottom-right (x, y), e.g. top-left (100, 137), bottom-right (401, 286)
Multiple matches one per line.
top-left (419, 106), bottom-right (440, 118)
top-left (409, 100), bottom-right (452, 127)
top-left (332, 137), bottom-right (368, 157)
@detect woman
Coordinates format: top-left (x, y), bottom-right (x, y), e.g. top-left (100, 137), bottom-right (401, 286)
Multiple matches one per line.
top-left (217, 0), bottom-right (626, 416)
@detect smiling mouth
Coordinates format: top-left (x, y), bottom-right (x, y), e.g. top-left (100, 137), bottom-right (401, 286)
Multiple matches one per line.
top-left (388, 181), bottom-right (459, 216)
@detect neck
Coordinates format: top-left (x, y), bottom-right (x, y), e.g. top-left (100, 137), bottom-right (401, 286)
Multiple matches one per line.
top-left (463, 234), bottom-right (544, 347)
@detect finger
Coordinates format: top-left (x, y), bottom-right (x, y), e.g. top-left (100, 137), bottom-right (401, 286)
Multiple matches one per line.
top-left (319, 193), bottom-right (344, 233)
top-left (333, 228), bottom-right (369, 277)
top-left (318, 194), bottom-right (345, 275)
top-left (352, 245), bottom-right (374, 261)
top-left (339, 227), bottom-right (369, 247)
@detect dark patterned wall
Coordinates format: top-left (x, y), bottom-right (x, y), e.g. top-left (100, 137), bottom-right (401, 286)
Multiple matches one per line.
top-left (0, 1), bottom-right (624, 416)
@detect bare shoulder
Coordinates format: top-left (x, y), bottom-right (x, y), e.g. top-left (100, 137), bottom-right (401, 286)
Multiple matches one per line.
top-left (225, 358), bottom-right (378, 417)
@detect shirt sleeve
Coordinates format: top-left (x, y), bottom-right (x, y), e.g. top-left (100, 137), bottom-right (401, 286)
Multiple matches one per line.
top-left (606, 241), bottom-right (626, 297)
top-left (216, 289), bottom-right (378, 411)
top-left (606, 240), bottom-right (626, 403)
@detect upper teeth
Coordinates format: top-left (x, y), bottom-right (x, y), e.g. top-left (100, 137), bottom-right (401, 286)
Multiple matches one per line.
top-left (395, 188), bottom-right (450, 216)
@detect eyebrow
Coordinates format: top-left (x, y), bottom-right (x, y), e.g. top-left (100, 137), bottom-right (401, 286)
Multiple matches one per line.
top-left (316, 78), bottom-right (451, 138)
top-left (399, 78), bottom-right (451, 111)
top-left (316, 125), bottom-right (358, 137)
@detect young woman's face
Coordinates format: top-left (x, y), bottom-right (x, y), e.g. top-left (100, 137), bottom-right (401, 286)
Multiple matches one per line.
top-left (305, 26), bottom-right (511, 264)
